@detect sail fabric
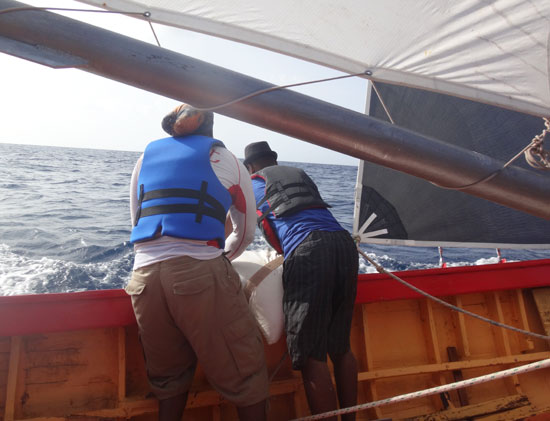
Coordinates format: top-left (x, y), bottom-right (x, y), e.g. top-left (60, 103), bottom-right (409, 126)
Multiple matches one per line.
top-left (355, 82), bottom-right (550, 249)
top-left (78, 0), bottom-right (550, 117)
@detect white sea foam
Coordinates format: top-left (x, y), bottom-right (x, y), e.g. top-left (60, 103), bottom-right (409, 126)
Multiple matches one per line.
top-left (0, 244), bottom-right (132, 296)
top-left (0, 244), bottom-right (58, 295)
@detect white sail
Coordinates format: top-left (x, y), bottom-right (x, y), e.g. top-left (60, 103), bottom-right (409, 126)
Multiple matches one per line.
top-left (78, 0), bottom-right (550, 117)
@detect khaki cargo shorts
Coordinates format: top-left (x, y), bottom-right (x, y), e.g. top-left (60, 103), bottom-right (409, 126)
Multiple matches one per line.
top-left (125, 254), bottom-right (269, 405)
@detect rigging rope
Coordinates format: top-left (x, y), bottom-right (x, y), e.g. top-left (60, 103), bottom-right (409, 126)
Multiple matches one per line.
top-left (370, 81), bottom-right (395, 124)
top-left (290, 358), bottom-right (550, 420)
top-left (147, 20), bottom-right (161, 47)
top-left (190, 71), bottom-right (372, 112)
top-left (355, 243), bottom-right (550, 341)
top-left (0, 6), bottom-right (160, 46)
top-left (0, 6), bottom-right (374, 109)
top-left (0, 6), bottom-right (149, 17)
top-left (371, 84), bottom-right (550, 191)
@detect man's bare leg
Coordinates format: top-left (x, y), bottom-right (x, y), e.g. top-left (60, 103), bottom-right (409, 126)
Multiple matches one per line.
top-left (237, 399), bottom-right (267, 421)
top-left (331, 350), bottom-right (358, 421)
top-left (158, 392), bottom-right (188, 421)
top-left (301, 358), bottom-right (338, 421)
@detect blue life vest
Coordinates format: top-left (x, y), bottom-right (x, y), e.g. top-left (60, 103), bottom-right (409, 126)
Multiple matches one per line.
top-left (130, 136), bottom-right (231, 247)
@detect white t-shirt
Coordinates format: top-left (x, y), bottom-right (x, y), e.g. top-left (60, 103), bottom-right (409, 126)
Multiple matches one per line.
top-left (130, 145), bottom-right (257, 270)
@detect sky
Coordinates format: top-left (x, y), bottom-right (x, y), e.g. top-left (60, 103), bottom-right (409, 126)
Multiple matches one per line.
top-left (0, 0), bottom-right (369, 166)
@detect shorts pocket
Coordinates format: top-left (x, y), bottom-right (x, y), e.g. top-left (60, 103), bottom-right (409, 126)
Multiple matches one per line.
top-left (223, 315), bottom-right (264, 378)
top-left (220, 257), bottom-right (242, 296)
top-left (173, 274), bottom-right (214, 295)
top-left (125, 279), bottom-right (146, 296)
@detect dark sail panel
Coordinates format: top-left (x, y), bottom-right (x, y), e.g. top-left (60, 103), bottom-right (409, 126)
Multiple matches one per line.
top-left (356, 83), bottom-right (550, 248)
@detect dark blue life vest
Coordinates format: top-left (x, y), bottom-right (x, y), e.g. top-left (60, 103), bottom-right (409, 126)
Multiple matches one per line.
top-left (252, 165), bottom-right (331, 253)
top-left (130, 136), bottom-right (231, 247)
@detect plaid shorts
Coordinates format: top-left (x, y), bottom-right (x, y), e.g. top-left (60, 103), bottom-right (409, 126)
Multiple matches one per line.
top-left (282, 230), bottom-right (358, 369)
top-left (126, 254), bottom-right (269, 405)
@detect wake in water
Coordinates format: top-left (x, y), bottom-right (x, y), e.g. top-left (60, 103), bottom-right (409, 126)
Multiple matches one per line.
top-left (0, 244), bottom-right (133, 295)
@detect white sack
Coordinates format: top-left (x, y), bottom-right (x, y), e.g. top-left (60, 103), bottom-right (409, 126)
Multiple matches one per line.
top-left (232, 249), bottom-right (284, 344)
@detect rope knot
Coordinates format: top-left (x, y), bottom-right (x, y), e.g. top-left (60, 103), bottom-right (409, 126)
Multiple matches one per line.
top-left (525, 117), bottom-right (550, 170)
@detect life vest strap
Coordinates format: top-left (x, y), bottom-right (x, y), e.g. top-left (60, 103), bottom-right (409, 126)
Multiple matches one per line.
top-left (257, 191), bottom-right (318, 223)
top-left (257, 181), bottom-right (307, 207)
top-left (139, 203), bottom-right (226, 224)
top-left (135, 181), bottom-right (226, 225)
top-left (134, 184), bottom-right (145, 227)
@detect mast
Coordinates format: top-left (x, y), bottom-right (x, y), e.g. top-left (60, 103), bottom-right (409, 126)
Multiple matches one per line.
top-left (1, 0), bottom-right (549, 219)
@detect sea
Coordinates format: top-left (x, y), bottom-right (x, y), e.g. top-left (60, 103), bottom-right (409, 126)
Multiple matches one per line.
top-left (1, 142), bottom-right (549, 296)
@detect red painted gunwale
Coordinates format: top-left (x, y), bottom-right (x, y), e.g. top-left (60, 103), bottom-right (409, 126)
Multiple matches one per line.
top-left (1, 259), bottom-right (549, 337)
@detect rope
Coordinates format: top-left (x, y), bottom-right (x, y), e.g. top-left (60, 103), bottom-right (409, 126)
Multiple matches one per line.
top-left (356, 244), bottom-right (550, 341)
top-left (244, 255), bottom-right (284, 300)
top-left (431, 127), bottom-right (548, 190)
top-left (1, 4), bottom-right (373, 110)
top-left (371, 83), bottom-right (550, 190)
top-left (268, 352), bottom-right (288, 383)
top-left (371, 81), bottom-right (395, 124)
top-left (191, 71), bottom-right (372, 112)
top-left (524, 117), bottom-right (550, 170)
top-left (0, 6), bottom-right (160, 46)
top-left (147, 20), bottom-right (161, 47)
top-left (0, 6), bottom-right (149, 17)
top-left (290, 358), bottom-right (550, 420)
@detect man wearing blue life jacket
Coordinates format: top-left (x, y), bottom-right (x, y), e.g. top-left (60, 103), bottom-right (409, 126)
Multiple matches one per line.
top-left (243, 141), bottom-right (359, 421)
top-left (127, 104), bottom-right (268, 421)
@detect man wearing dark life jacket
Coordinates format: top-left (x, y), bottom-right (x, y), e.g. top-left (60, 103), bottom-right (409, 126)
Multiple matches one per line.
top-left (127, 104), bottom-right (268, 421)
top-left (243, 141), bottom-right (359, 421)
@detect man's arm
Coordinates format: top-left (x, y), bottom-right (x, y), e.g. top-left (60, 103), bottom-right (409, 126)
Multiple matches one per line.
top-left (129, 154), bottom-right (143, 227)
top-left (211, 147), bottom-right (256, 260)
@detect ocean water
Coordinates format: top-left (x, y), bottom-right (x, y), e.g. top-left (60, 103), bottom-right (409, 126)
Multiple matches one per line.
top-left (1, 142), bottom-right (549, 296)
